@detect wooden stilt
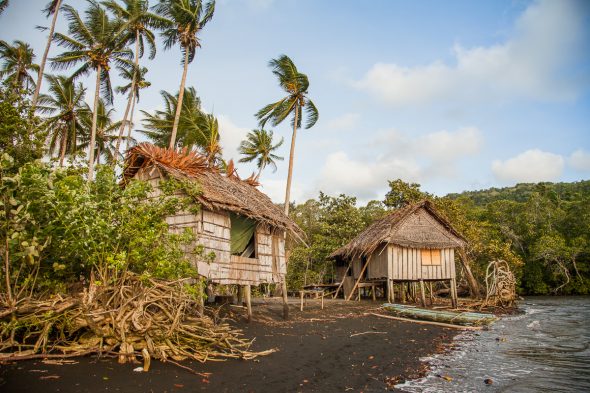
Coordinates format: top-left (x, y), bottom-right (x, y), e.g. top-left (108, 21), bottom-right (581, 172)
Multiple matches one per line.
top-left (281, 279), bottom-right (289, 320)
top-left (346, 256), bottom-right (372, 301)
top-left (245, 284), bottom-right (252, 322)
top-left (237, 285), bottom-right (244, 305)
top-left (450, 278), bottom-right (458, 308)
top-left (386, 279), bottom-right (392, 303)
top-left (300, 290), bottom-right (304, 311)
top-left (391, 281), bottom-right (395, 303)
top-left (428, 282), bottom-right (434, 305)
top-left (401, 282), bottom-right (407, 303)
top-left (419, 280), bottom-right (426, 307)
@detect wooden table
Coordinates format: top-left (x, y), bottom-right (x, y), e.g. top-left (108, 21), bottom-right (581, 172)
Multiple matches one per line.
top-left (355, 282), bottom-right (378, 301)
top-left (299, 289), bottom-right (325, 311)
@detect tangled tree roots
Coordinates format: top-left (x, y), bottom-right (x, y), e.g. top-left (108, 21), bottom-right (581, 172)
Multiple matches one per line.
top-left (0, 273), bottom-right (275, 367)
top-left (481, 259), bottom-right (517, 309)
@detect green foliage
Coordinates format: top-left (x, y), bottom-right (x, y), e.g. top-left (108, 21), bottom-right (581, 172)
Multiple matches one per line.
top-left (0, 157), bottom-right (200, 303)
top-left (238, 129), bottom-right (284, 177)
top-left (0, 88), bottom-right (45, 170)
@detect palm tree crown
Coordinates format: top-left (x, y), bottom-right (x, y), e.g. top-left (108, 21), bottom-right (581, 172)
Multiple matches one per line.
top-left (155, 0), bottom-right (215, 149)
top-left (255, 54), bottom-right (318, 216)
top-left (78, 98), bottom-right (125, 164)
top-left (116, 64), bottom-right (150, 101)
top-left (239, 129), bottom-right (284, 177)
top-left (36, 74), bottom-right (88, 166)
top-left (0, 40), bottom-right (40, 91)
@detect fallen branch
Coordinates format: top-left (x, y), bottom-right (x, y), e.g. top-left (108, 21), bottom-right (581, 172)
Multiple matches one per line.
top-left (367, 313), bottom-right (483, 330)
top-left (350, 331), bottom-right (387, 337)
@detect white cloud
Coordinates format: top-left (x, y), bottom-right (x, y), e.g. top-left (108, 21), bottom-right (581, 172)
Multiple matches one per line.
top-left (217, 114), bottom-right (250, 161)
top-left (569, 149), bottom-right (590, 172)
top-left (260, 179), bottom-right (305, 204)
top-left (315, 127), bottom-right (483, 200)
top-left (492, 149), bottom-right (565, 183)
top-left (326, 113), bottom-right (361, 130)
top-left (355, 0), bottom-right (587, 106)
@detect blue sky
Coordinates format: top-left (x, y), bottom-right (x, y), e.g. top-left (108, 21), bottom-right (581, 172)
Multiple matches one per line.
top-left (1, 0), bottom-right (589, 204)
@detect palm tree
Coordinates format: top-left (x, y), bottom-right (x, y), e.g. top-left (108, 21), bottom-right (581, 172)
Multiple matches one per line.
top-left (155, 0), bottom-right (215, 149)
top-left (115, 65), bottom-right (150, 152)
top-left (0, 0), bottom-right (9, 16)
top-left (198, 112), bottom-right (222, 166)
top-left (51, 0), bottom-right (132, 180)
top-left (103, 0), bottom-right (165, 160)
top-left (32, 0), bottom-right (63, 108)
top-left (256, 55), bottom-right (318, 216)
top-left (0, 40), bottom-right (39, 91)
top-left (79, 98), bottom-right (125, 164)
top-left (139, 87), bottom-right (203, 148)
top-left (36, 74), bottom-right (88, 166)
top-left (239, 129), bottom-right (284, 178)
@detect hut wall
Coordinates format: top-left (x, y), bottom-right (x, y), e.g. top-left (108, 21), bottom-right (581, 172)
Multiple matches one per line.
top-left (133, 167), bottom-right (286, 285)
top-left (351, 258), bottom-right (363, 279)
top-left (389, 245), bottom-right (455, 281)
top-left (367, 244), bottom-right (388, 279)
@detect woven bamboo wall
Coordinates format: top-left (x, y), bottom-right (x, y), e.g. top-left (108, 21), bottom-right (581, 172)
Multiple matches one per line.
top-left (134, 167), bottom-right (287, 285)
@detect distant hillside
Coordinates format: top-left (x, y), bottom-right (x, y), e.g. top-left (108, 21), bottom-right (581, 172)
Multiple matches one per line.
top-left (446, 180), bottom-right (590, 206)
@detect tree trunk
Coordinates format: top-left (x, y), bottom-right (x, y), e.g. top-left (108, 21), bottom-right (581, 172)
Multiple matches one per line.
top-left (125, 90), bottom-right (136, 153)
top-left (458, 248), bottom-right (480, 298)
top-left (114, 32), bottom-right (139, 163)
top-left (87, 66), bottom-right (101, 182)
top-left (32, 0), bottom-right (61, 108)
top-left (283, 105), bottom-right (299, 216)
top-left (58, 127), bottom-right (67, 167)
top-left (169, 49), bottom-right (190, 149)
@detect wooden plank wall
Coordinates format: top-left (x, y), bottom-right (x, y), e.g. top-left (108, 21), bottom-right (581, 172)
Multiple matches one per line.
top-left (389, 246), bottom-right (455, 280)
top-left (134, 167), bottom-right (287, 285)
top-left (366, 244), bottom-right (388, 279)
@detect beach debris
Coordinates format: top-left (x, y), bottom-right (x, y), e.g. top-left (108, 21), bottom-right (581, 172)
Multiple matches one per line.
top-left (0, 273), bottom-right (276, 367)
top-left (133, 367), bottom-right (144, 372)
top-left (381, 304), bottom-right (496, 327)
top-left (484, 378), bottom-right (494, 385)
top-left (481, 260), bottom-right (517, 309)
top-left (39, 375), bottom-right (60, 380)
top-left (350, 331), bottom-right (387, 337)
top-left (41, 359), bottom-right (78, 365)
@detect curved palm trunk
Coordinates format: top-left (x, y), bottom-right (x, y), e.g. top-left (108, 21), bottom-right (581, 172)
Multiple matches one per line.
top-left (58, 127), bottom-right (67, 167)
top-left (458, 248), bottom-right (480, 298)
top-left (169, 49), bottom-right (190, 149)
top-left (283, 105), bottom-right (299, 216)
top-left (125, 91), bottom-right (136, 153)
top-left (114, 32), bottom-right (139, 163)
top-left (87, 65), bottom-right (101, 182)
top-left (32, 0), bottom-right (61, 108)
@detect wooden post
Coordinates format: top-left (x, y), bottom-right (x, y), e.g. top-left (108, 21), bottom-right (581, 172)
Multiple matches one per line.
top-left (333, 263), bottom-right (351, 299)
top-left (281, 279), bottom-right (289, 320)
top-left (245, 284), bottom-right (252, 322)
top-left (428, 282), bottom-right (434, 305)
top-left (346, 256), bottom-right (372, 301)
top-left (300, 290), bottom-right (304, 311)
top-left (371, 284), bottom-right (376, 301)
top-left (400, 282), bottom-right (407, 303)
top-left (391, 281), bottom-right (395, 303)
top-left (237, 285), bottom-right (244, 305)
top-left (386, 279), bottom-right (392, 303)
top-left (450, 278), bottom-right (458, 308)
top-left (419, 280), bottom-right (426, 307)
top-left (321, 293), bottom-right (324, 310)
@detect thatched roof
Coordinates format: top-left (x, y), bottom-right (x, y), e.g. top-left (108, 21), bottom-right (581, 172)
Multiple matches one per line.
top-left (330, 200), bottom-right (466, 260)
top-left (122, 143), bottom-right (303, 238)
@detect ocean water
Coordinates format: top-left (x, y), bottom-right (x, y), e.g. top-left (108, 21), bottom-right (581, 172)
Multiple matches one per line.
top-left (397, 297), bottom-right (590, 392)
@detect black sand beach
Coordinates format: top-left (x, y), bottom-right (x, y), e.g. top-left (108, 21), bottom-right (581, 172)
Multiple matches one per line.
top-left (0, 299), bottom-right (457, 392)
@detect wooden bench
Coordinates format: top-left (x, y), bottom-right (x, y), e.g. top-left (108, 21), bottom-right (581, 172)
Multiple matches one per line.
top-left (299, 289), bottom-right (325, 311)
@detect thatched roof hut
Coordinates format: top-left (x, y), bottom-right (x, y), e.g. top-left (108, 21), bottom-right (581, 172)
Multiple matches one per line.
top-left (122, 143), bottom-right (301, 288)
top-left (331, 200), bottom-right (467, 306)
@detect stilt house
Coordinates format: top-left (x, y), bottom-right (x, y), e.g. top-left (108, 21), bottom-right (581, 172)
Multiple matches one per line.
top-left (122, 143), bottom-right (303, 288)
top-left (330, 201), bottom-right (466, 306)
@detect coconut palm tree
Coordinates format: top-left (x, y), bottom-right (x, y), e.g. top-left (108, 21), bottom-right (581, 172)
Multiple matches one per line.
top-left (36, 74), bottom-right (88, 166)
top-left (239, 129), bottom-right (284, 178)
top-left (51, 0), bottom-right (132, 180)
top-left (197, 112), bottom-right (222, 167)
top-left (155, 0), bottom-right (215, 149)
top-left (255, 55), bottom-right (318, 215)
top-left (103, 0), bottom-right (166, 159)
top-left (32, 0), bottom-right (63, 108)
top-left (139, 87), bottom-right (203, 148)
top-left (78, 98), bottom-right (126, 164)
top-left (0, 0), bottom-right (9, 16)
top-left (115, 65), bottom-right (150, 152)
top-left (0, 40), bottom-right (39, 91)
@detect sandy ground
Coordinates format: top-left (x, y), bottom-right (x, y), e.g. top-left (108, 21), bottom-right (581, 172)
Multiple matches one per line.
top-left (0, 298), bottom-right (458, 392)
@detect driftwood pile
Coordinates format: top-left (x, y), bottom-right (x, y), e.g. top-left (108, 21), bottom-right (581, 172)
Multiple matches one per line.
top-left (0, 273), bottom-right (274, 368)
top-left (482, 259), bottom-right (517, 309)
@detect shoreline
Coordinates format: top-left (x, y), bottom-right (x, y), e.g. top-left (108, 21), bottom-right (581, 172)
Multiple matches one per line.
top-left (0, 299), bottom-right (461, 392)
